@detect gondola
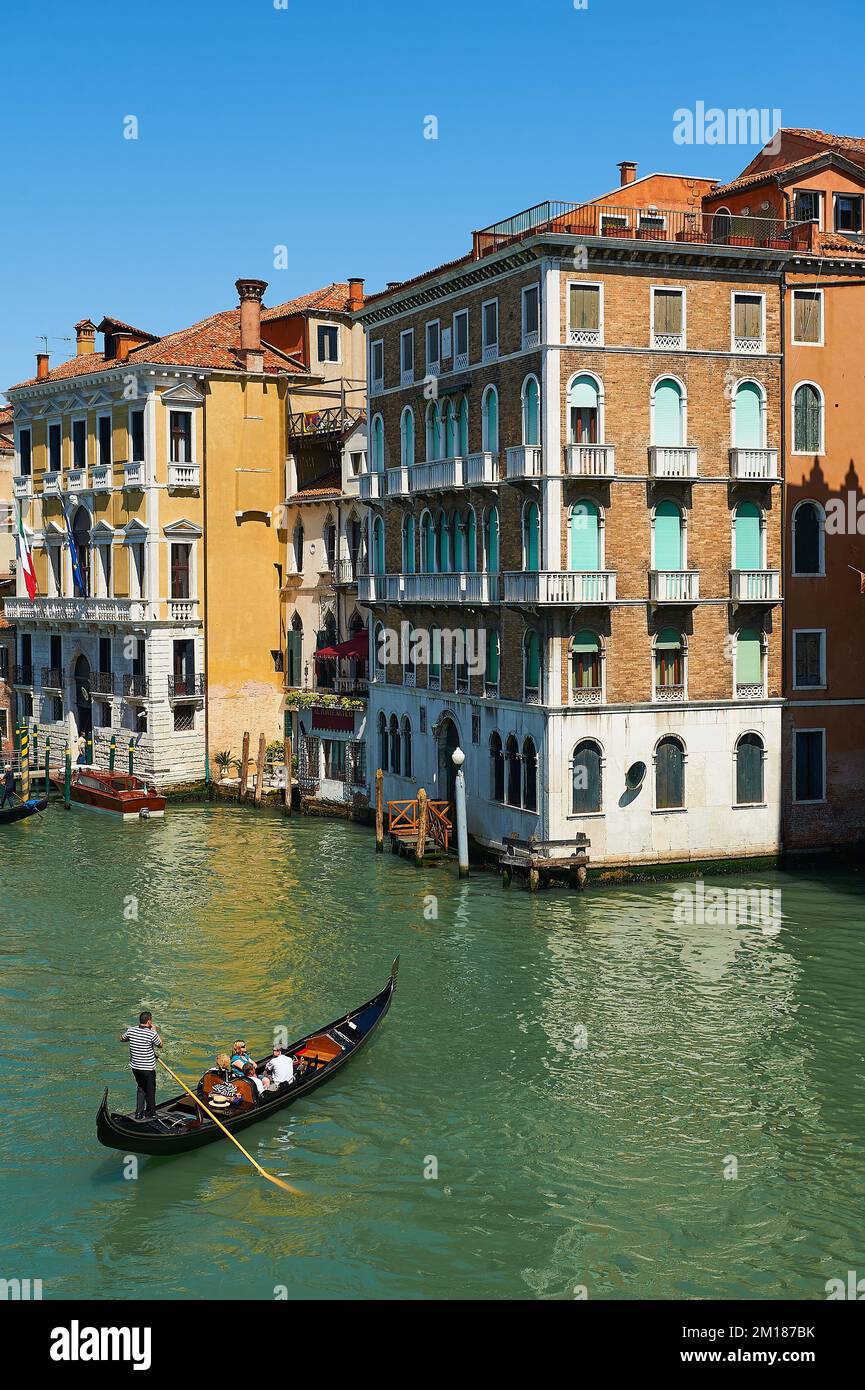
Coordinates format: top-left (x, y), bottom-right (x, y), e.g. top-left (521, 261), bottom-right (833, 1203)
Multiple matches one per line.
top-left (0, 796), bottom-right (48, 825)
top-left (97, 958), bottom-right (399, 1156)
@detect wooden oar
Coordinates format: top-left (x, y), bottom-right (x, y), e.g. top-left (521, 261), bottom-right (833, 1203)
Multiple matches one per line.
top-left (157, 1057), bottom-right (299, 1195)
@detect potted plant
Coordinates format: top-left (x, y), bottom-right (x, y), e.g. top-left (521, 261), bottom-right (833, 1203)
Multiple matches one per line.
top-left (214, 749), bottom-right (238, 781)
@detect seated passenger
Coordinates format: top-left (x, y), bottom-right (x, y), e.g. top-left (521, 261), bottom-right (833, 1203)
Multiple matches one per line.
top-left (231, 1040), bottom-right (253, 1075)
top-left (264, 1045), bottom-right (294, 1089)
top-left (243, 1061), bottom-right (268, 1099)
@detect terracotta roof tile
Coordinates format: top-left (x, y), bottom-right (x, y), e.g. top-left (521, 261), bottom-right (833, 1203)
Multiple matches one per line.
top-left (709, 154), bottom-right (822, 198)
top-left (290, 468), bottom-right (342, 498)
top-left (262, 283), bottom-right (352, 320)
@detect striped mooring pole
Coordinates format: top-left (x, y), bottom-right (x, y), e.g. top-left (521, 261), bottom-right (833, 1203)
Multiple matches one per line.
top-left (20, 726), bottom-right (31, 802)
top-left (128, 739), bottom-right (135, 776)
top-left (109, 735), bottom-right (116, 772)
top-left (44, 735), bottom-right (51, 797)
top-left (64, 742), bottom-right (72, 809)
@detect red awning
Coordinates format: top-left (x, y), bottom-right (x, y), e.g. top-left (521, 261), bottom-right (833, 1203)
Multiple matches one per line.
top-left (314, 632), bottom-right (369, 663)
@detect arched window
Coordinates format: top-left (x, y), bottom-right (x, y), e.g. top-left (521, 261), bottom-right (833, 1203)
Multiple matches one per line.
top-left (429, 628), bottom-right (442, 689)
top-left (524, 629), bottom-right (541, 701)
top-left (569, 374), bottom-right (600, 443)
top-left (420, 510), bottom-right (435, 573)
top-left (372, 515), bottom-right (385, 574)
top-left (571, 629), bottom-right (601, 695)
top-left (377, 711), bottom-right (389, 771)
top-left (735, 732), bottom-right (764, 805)
top-left (323, 518), bottom-right (336, 571)
top-left (72, 506), bottom-right (91, 597)
top-left (568, 500), bottom-right (601, 571)
top-left (486, 630), bottom-right (500, 694)
top-left (572, 739), bottom-right (602, 814)
top-left (453, 627), bottom-right (469, 693)
top-left (506, 735), bottom-right (521, 807)
top-left (712, 207), bottom-right (732, 240)
top-left (400, 407), bottom-right (415, 468)
top-left (425, 402), bottom-right (436, 463)
top-left (523, 501), bottom-right (540, 572)
top-left (522, 737), bottom-right (538, 812)
top-left (482, 385), bottom-right (499, 452)
top-left (655, 736), bottom-right (685, 809)
top-left (402, 513), bottom-right (416, 574)
top-left (653, 499), bottom-right (683, 569)
top-left (490, 732), bottom-right (505, 801)
top-left (733, 381), bottom-right (765, 448)
top-left (389, 713), bottom-right (401, 775)
top-left (522, 375), bottom-right (540, 446)
top-left (485, 506), bottom-right (500, 573)
top-left (453, 510), bottom-right (466, 572)
top-left (652, 377), bottom-right (685, 446)
top-left (792, 500), bottom-right (824, 575)
top-left (371, 414), bottom-right (384, 472)
top-left (793, 383), bottom-right (823, 453)
top-left (735, 628), bottom-right (763, 694)
top-left (465, 506), bottom-right (477, 571)
top-left (372, 621), bottom-right (385, 683)
top-left (436, 511), bottom-right (451, 573)
top-left (734, 501), bottom-right (763, 569)
top-left (433, 401), bottom-right (444, 459)
top-left (458, 396), bottom-right (469, 456)
top-left (401, 717), bottom-right (413, 778)
top-left (446, 399), bottom-right (459, 458)
top-left (287, 613), bottom-right (303, 688)
top-left (292, 519), bottom-right (304, 573)
top-left (403, 623), bottom-right (417, 685)
top-left (654, 627), bottom-right (684, 694)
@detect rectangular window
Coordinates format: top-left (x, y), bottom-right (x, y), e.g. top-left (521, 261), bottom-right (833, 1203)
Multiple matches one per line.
top-left (733, 293), bottom-right (764, 349)
top-left (129, 542), bottom-right (146, 599)
top-left (370, 340), bottom-right (384, 393)
top-left (400, 329), bottom-right (414, 385)
top-left (97, 415), bottom-right (112, 469)
top-left (794, 729), bottom-right (826, 802)
top-left (324, 738), bottom-right (347, 780)
top-left (521, 284), bottom-right (540, 347)
top-left (170, 542), bottom-right (191, 599)
top-left (317, 324), bottom-right (339, 362)
top-left (652, 288), bottom-right (684, 347)
top-left (0, 647), bottom-right (8, 681)
top-left (794, 189), bottom-right (821, 224)
top-left (173, 704), bottom-right (196, 733)
top-left (169, 411), bottom-right (192, 463)
top-left (72, 419), bottom-right (86, 470)
top-left (600, 213), bottom-right (628, 235)
top-left (792, 290), bottom-right (823, 346)
top-left (48, 423), bottom-right (61, 472)
top-left (568, 283), bottom-right (602, 345)
top-left (18, 428), bottom-right (32, 476)
top-left (793, 630), bottom-right (825, 688)
top-left (481, 301), bottom-right (498, 361)
top-left (453, 309), bottom-right (469, 369)
top-left (834, 194), bottom-right (863, 233)
top-left (130, 408), bottom-right (145, 462)
top-left (425, 320), bottom-right (440, 374)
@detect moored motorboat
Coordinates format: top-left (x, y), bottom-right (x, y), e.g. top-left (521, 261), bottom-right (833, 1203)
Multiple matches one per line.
top-left (97, 958), bottom-right (398, 1156)
top-left (0, 796), bottom-right (48, 825)
top-left (55, 769), bottom-right (165, 820)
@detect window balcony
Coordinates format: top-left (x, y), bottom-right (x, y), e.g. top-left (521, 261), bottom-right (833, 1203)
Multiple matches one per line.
top-left (123, 461), bottom-right (145, 489)
top-left (384, 572), bottom-right (499, 604)
top-left (385, 466), bottom-right (409, 497)
top-left (123, 673), bottom-right (150, 699)
top-left (733, 335), bottom-right (764, 355)
top-left (41, 666), bottom-right (65, 691)
top-left (5, 596), bottom-right (151, 624)
top-left (463, 451), bottom-right (499, 485)
top-left (91, 671), bottom-right (116, 695)
top-left (650, 570), bottom-right (700, 603)
top-left (505, 446), bottom-right (544, 479)
top-left (358, 573), bottom-right (386, 603)
top-left (42, 471), bottom-right (61, 496)
top-left (564, 444), bottom-right (615, 478)
top-left (651, 331), bottom-right (684, 351)
top-left (359, 471), bottom-right (383, 501)
top-left (91, 464), bottom-right (112, 491)
top-left (648, 446), bottom-right (698, 479)
top-left (729, 448), bottom-right (779, 481)
top-left (168, 673), bottom-right (205, 698)
top-left (521, 329), bottom-right (540, 350)
top-left (735, 681), bottom-right (766, 700)
top-left (484, 679), bottom-right (500, 699)
top-left (504, 570), bottom-right (617, 605)
top-left (410, 457), bottom-right (463, 492)
top-left (12, 474), bottom-right (31, 498)
top-left (333, 558), bottom-right (359, 587)
top-left (730, 569), bottom-right (780, 603)
top-left (572, 685), bottom-right (603, 705)
top-left (482, 343), bottom-right (498, 364)
top-left (400, 368), bottom-right (414, 387)
top-left (168, 463), bottom-right (200, 491)
top-left (67, 468), bottom-right (89, 493)
top-left (568, 326), bottom-right (601, 347)
top-left (168, 598), bottom-right (199, 622)
top-left (13, 666), bottom-right (33, 687)
top-left (454, 350), bottom-right (469, 371)
top-left (655, 683), bottom-right (685, 702)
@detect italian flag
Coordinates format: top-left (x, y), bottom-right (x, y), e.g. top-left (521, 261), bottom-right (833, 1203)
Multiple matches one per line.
top-left (15, 502), bottom-right (37, 599)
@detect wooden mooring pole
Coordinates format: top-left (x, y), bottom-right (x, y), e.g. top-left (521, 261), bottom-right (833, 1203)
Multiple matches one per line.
top-left (254, 733), bottom-right (266, 805)
top-left (283, 735), bottom-right (292, 815)
top-left (415, 787), bottom-right (428, 865)
top-left (239, 731), bottom-right (250, 801)
top-left (375, 768), bottom-right (384, 852)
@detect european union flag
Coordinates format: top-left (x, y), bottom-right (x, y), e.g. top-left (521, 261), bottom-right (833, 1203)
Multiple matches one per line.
top-left (60, 492), bottom-right (86, 596)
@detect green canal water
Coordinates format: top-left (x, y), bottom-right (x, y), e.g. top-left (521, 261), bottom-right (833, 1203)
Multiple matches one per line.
top-left (1, 804), bottom-right (863, 1301)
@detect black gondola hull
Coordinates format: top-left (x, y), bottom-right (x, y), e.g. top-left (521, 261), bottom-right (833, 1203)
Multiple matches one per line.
top-left (96, 959), bottom-right (398, 1156)
top-left (0, 797), bottom-right (48, 825)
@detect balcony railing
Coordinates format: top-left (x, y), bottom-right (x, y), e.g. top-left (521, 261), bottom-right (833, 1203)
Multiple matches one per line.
top-left (648, 446), bottom-right (698, 479)
top-left (41, 667), bottom-right (65, 690)
top-left (358, 573), bottom-right (385, 603)
top-left (5, 596), bottom-right (151, 624)
top-left (168, 598), bottom-right (199, 622)
top-left (731, 569), bottom-right (781, 603)
top-left (382, 572), bottom-right (499, 604)
top-left (168, 673), bottom-right (205, 697)
top-left (91, 463), bottom-right (112, 491)
top-left (655, 683), bottom-right (685, 702)
top-left (650, 569), bottom-right (700, 603)
top-left (504, 570), bottom-right (616, 605)
top-left (359, 471), bottom-right (383, 501)
top-left (123, 673), bottom-right (150, 698)
top-left (572, 685), bottom-right (603, 705)
top-left (123, 461), bottom-right (145, 488)
top-left (333, 558), bottom-right (359, 586)
top-left (505, 446), bottom-right (544, 479)
top-left (736, 681), bottom-right (766, 700)
top-left (67, 468), bottom-right (89, 493)
top-left (564, 444), bottom-right (615, 478)
top-left (90, 671), bottom-right (115, 695)
top-left (42, 471), bottom-right (61, 496)
top-left (463, 452), bottom-right (499, 485)
top-left (12, 474), bottom-right (31, 498)
top-left (168, 464), bottom-right (200, 490)
top-left (733, 335), bottom-right (764, 355)
top-left (729, 448), bottom-right (779, 480)
top-left (410, 458), bottom-right (463, 492)
top-left (385, 466), bottom-right (409, 497)
top-left (13, 666), bottom-right (33, 686)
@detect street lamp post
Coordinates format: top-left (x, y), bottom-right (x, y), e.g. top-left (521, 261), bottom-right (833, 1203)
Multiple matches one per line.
top-left (451, 746), bottom-right (469, 878)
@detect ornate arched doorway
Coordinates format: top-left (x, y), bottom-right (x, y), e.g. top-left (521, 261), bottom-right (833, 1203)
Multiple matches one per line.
top-left (436, 715), bottom-right (460, 807)
top-left (72, 507), bottom-right (91, 597)
top-left (74, 654), bottom-right (92, 737)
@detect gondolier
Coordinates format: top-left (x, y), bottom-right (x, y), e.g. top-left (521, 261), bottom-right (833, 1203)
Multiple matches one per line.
top-left (120, 1011), bottom-right (163, 1120)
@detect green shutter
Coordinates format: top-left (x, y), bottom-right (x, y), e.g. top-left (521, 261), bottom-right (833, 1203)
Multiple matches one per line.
top-left (487, 508), bottom-right (499, 572)
top-left (525, 503), bottom-right (539, 571)
top-left (569, 500), bottom-right (600, 571)
top-left (734, 383), bottom-right (763, 448)
top-left (735, 502), bottom-right (761, 569)
top-left (654, 379), bottom-right (683, 446)
top-left (654, 500), bottom-right (682, 568)
top-left (735, 628), bottom-right (762, 684)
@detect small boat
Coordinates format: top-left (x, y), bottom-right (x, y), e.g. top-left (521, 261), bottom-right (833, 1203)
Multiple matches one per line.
top-left (55, 769), bottom-right (166, 821)
top-left (0, 796), bottom-right (48, 825)
top-left (97, 958), bottom-right (398, 1156)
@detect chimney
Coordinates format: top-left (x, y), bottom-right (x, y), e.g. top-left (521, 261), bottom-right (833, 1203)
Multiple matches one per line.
top-left (114, 332), bottom-right (135, 363)
top-left (75, 319), bottom-right (97, 356)
top-left (36, 352), bottom-right (50, 381)
top-left (235, 277), bottom-right (268, 372)
top-left (348, 277), bottom-right (365, 312)
top-left (618, 160), bottom-right (638, 187)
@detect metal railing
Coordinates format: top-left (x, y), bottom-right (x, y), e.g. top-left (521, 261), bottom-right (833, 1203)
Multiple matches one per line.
top-left (168, 673), bottom-right (205, 697)
top-left (504, 570), bottom-right (616, 605)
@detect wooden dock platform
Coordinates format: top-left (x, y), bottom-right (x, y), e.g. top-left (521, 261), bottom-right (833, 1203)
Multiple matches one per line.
top-left (499, 832), bottom-right (590, 891)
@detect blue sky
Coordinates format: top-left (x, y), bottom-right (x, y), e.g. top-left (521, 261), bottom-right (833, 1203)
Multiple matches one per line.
top-left (1, 0), bottom-right (862, 391)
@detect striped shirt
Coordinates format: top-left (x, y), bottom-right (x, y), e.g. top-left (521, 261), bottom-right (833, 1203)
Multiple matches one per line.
top-left (121, 1024), bottom-right (163, 1071)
